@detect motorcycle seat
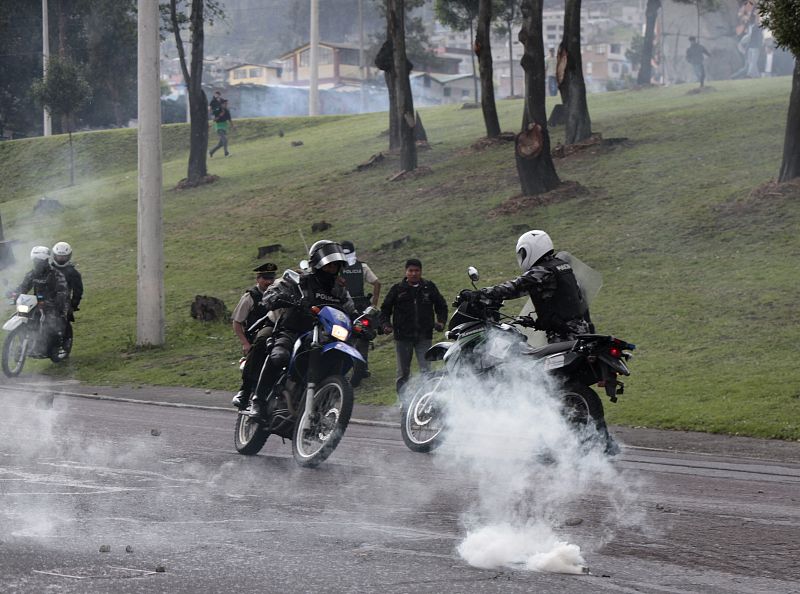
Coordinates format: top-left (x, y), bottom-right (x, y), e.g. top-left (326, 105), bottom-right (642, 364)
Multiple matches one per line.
top-left (524, 340), bottom-right (576, 359)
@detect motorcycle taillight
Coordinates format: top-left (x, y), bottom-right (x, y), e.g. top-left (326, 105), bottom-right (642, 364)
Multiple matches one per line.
top-left (609, 347), bottom-right (622, 358)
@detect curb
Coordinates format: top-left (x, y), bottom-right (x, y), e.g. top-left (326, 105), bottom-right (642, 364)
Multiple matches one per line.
top-left (0, 385), bottom-right (399, 429)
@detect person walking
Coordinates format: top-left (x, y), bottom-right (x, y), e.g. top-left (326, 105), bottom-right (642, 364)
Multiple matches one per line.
top-left (686, 37), bottom-right (711, 87)
top-left (545, 47), bottom-right (558, 96)
top-left (209, 99), bottom-right (233, 158)
top-left (380, 258), bottom-right (448, 397)
top-left (209, 90), bottom-right (223, 117)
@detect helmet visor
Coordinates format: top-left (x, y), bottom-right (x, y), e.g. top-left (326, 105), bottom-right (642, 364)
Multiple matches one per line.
top-left (313, 242), bottom-right (347, 268)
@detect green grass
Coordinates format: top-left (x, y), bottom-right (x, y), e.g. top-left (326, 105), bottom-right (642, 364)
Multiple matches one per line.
top-left (1, 77), bottom-right (799, 440)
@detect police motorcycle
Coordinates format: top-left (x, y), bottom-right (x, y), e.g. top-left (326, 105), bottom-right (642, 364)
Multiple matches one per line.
top-left (234, 266), bottom-right (373, 468)
top-left (2, 292), bottom-right (72, 377)
top-left (401, 266), bottom-right (635, 454)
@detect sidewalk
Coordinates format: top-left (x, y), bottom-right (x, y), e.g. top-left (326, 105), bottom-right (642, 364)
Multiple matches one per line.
top-left (2, 378), bottom-right (798, 461)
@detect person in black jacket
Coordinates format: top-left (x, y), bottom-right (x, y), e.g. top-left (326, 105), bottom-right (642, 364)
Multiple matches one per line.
top-left (381, 258), bottom-right (448, 395)
top-left (463, 230), bottom-right (592, 344)
top-left (51, 242), bottom-right (83, 321)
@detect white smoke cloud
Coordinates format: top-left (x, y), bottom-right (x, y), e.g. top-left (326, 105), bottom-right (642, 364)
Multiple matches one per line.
top-left (423, 328), bottom-right (645, 573)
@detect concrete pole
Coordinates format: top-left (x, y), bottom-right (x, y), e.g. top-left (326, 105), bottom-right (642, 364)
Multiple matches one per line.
top-left (309, 0), bottom-right (320, 116)
top-left (136, 0), bottom-right (165, 346)
top-left (42, 0), bottom-right (52, 136)
top-left (359, 0), bottom-right (366, 112)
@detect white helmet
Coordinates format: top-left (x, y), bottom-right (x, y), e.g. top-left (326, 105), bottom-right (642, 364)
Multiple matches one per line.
top-left (52, 241), bottom-right (73, 267)
top-left (515, 230), bottom-right (554, 271)
top-left (30, 245), bottom-right (51, 262)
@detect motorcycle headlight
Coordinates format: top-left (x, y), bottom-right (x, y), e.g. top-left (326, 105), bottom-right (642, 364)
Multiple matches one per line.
top-left (331, 324), bottom-right (349, 341)
top-left (17, 305), bottom-right (32, 314)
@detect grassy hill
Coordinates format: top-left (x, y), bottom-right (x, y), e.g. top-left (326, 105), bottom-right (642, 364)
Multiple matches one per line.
top-left (1, 77), bottom-right (798, 440)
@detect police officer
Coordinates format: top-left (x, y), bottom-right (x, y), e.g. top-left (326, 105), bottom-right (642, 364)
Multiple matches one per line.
top-left (249, 240), bottom-right (357, 418)
top-left (340, 240), bottom-right (381, 386)
top-left (464, 230), bottom-right (593, 343)
top-left (12, 246), bottom-right (69, 354)
top-left (231, 262), bottom-right (278, 408)
top-left (51, 242), bottom-right (83, 321)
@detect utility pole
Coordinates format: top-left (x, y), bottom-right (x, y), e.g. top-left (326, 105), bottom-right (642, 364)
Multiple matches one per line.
top-left (359, 0), bottom-right (366, 113)
top-left (309, 0), bottom-right (320, 116)
top-left (136, 0), bottom-right (165, 346)
top-left (42, 0), bottom-right (52, 136)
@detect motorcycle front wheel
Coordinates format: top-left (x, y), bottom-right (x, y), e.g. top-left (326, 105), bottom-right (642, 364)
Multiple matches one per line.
top-left (401, 373), bottom-right (445, 453)
top-left (2, 328), bottom-right (29, 377)
top-left (292, 375), bottom-right (353, 468)
top-left (560, 383), bottom-right (618, 455)
top-left (234, 411), bottom-right (269, 455)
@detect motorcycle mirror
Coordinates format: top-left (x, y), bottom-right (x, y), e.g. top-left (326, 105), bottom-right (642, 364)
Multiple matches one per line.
top-left (299, 259), bottom-right (310, 271)
top-left (467, 266), bottom-right (479, 282)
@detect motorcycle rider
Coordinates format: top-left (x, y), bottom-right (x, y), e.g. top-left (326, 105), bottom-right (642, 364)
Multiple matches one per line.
top-left (248, 240), bottom-right (357, 418)
top-left (51, 241), bottom-right (83, 322)
top-left (11, 246), bottom-right (69, 353)
top-left (339, 240), bottom-right (381, 386)
top-left (463, 230), bottom-right (593, 343)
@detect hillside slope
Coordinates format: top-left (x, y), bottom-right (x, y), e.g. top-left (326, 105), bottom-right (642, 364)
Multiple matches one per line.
top-left (0, 77), bottom-right (798, 439)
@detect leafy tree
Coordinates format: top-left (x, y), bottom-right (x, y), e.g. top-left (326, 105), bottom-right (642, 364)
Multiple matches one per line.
top-left (673, 0), bottom-right (723, 40)
top-left (516, 0), bottom-right (560, 195)
top-left (494, 0), bottom-right (521, 97)
top-left (164, 0), bottom-right (224, 186)
top-left (31, 56), bottom-right (91, 186)
top-left (625, 33), bottom-right (644, 72)
top-left (434, 0), bottom-right (480, 101)
top-left (558, 0), bottom-right (591, 144)
top-left (758, 0), bottom-right (800, 181)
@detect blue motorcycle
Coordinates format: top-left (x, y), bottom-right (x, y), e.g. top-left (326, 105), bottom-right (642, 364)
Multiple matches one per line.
top-left (234, 273), bottom-right (370, 468)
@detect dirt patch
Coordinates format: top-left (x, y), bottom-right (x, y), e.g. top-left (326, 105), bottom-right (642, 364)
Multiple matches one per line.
top-left (174, 175), bottom-right (220, 191)
top-left (488, 180), bottom-right (590, 217)
top-left (552, 133), bottom-right (631, 159)
top-left (387, 166), bottom-right (433, 182)
top-left (710, 179), bottom-right (799, 233)
top-left (468, 132), bottom-right (516, 153)
top-left (686, 85), bottom-right (717, 95)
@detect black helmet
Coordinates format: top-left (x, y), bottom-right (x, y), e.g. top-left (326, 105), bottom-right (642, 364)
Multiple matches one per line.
top-left (308, 240), bottom-right (347, 270)
top-left (340, 240), bottom-right (355, 254)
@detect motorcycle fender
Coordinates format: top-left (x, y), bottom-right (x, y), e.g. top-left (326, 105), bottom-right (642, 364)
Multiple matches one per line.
top-left (425, 342), bottom-right (453, 362)
top-left (598, 353), bottom-right (630, 376)
top-left (2, 316), bottom-right (26, 332)
top-left (322, 341), bottom-right (365, 363)
top-left (543, 351), bottom-right (580, 371)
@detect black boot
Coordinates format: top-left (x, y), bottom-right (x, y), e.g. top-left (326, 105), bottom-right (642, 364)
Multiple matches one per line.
top-left (231, 390), bottom-right (250, 409)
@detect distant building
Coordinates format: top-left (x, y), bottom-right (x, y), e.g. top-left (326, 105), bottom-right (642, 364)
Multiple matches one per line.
top-left (411, 72), bottom-right (477, 105)
top-left (227, 63), bottom-right (283, 87)
top-left (278, 41), bottom-right (370, 87)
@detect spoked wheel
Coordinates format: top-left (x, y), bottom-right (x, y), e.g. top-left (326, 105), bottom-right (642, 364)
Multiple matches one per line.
top-left (234, 410), bottom-right (269, 455)
top-left (560, 383), bottom-right (618, 455)
top-left (2, 328), bottom-right (29, 377)
top-left (401, 373), bottom-right (445, 453)
top-left (292, 375), bottom-right (353, 468)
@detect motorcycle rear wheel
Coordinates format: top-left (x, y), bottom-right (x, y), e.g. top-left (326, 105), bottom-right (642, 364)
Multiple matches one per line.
top-left (234, 411), bottom-right (269, 455)
top-left (292, 375), bottom-right (353, 468)
top-left (401, 373), bottom-right (445, 453)
top-left (2, 328), bottom-right (29, 377)
top-left (561, 383), bottom-right (617, 454)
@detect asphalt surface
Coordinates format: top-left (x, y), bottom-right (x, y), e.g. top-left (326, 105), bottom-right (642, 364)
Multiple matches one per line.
top-left (1, 379), bottom-right (799, 593)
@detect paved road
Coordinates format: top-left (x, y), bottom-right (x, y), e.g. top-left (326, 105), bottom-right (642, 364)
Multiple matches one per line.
top-left (0, 381), bottom-right (798, 593)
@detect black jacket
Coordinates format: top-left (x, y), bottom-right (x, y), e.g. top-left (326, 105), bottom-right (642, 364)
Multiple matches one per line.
top-left (15, 265), bottom-right (69, 316)
top-left (481, 254), bottom-right (588, 335)
top-left (264, 272), bottom-right (356, 334)
top-left (381, 278), bottom-right (448, 341)
top-left (56, 263), bottom-right (83, 310)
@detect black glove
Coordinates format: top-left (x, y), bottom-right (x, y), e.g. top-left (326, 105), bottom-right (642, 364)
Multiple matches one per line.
top-left (459, 289), bottom-right (482, 304)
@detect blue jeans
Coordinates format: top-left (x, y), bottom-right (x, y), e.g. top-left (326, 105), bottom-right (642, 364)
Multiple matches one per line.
top-left (394, 337), bottom-right (432, 395)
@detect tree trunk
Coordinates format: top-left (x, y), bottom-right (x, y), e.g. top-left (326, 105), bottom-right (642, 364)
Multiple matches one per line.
top-left (68, 128), bottom-right (74, 186)
top-left (477, 0), bottom-right (501, 138)
top-left (385, 70), bottom-right (400, 150)
top-left (516, 0), bottom-right (560, 195)
top-left (779, 61), bottom-right (800, 182)
top-left (559, 0), bottom-right (592, 144)
top-left (469, 20), bottom-right (479, 102)
top-left (388, 0), bottom-right (417, 172)
top-left (171, 0), bottom-right (209, 185)
top-left (638, 0), bottom-right (660, 85)
top-left (507, 23), bottom-right (515, 97)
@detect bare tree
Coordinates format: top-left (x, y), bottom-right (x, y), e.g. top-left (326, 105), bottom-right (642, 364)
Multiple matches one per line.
top-left (637, 0), bottom-right (661, 85)
top-left (166, 0), bottom-right (222, 186)
top-left (476, 0), bottom-right (501, 137)
top-left (388, 0), bottom-right (417, 171)
top-left (515, 0), bottom-right (559, 195)
top-left (558, 0), bottom-right (591, 144)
